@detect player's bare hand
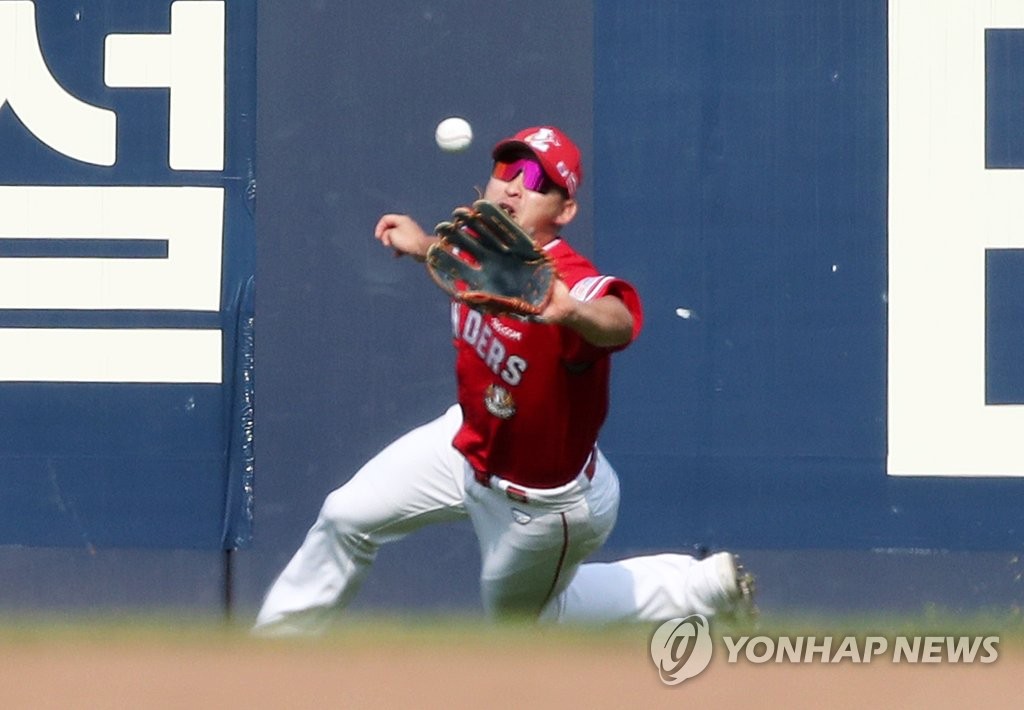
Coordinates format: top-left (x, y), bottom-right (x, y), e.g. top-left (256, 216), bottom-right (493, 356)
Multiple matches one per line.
top-left (373, 214), bottom-right (437, 261)
top-left (538, 279), bottom-right (576, 324)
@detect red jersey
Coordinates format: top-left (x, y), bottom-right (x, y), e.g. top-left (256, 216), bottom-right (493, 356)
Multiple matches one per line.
top-left (450, 238), bottom-right (643, 488)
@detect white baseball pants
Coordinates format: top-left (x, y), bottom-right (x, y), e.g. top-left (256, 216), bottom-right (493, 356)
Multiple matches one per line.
top-left (253, 405), bottom-right (733, 635)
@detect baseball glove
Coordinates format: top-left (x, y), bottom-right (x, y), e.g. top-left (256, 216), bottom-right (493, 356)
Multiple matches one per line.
top-left (425, 199), bottom-right (556, 318)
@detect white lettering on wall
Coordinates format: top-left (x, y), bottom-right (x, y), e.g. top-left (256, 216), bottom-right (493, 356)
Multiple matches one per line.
top-left (105, 0), bottom-right (225, 170)
top-left (0, 1), bottom-right (117, 165)
top-left (888, 0), bottom-right (1024, 476)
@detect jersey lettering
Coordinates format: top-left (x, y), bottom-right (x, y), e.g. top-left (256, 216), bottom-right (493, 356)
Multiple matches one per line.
top-left (461, 307), bottom-right (482, 343)
top-left (458, 306), bottom-right (528, 384)
top-left (474, 323), bottom-right (494, 360)
top-left (501, 356), bottom-right (527, 386)
top-left (484, 337), bottom-right (506, 372)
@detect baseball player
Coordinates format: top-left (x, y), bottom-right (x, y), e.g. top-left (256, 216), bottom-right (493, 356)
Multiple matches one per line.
top-left (253, 126), bottom-right (755, 634)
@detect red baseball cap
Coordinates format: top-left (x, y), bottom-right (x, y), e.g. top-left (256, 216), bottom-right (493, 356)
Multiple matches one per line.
top-left (492, 126), bottom-right (582, 197)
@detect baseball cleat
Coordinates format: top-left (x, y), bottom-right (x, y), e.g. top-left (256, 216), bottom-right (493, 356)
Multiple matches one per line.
top-left (710, 551), bottom-right (759, 625)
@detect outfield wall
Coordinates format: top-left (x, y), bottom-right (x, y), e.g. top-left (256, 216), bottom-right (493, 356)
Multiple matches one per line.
top-left (0, 0), bottom-right (1021, 616)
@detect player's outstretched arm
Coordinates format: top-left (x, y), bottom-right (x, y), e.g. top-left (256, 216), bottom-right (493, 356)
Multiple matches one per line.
top-left (540, 280), bottom-right (634, 348)
top-left (374, 214), bottom-right (438, 261)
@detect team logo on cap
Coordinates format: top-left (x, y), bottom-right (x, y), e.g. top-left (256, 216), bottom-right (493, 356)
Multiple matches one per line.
top-left (523, 127), bottom-right (560, 152)
top-left (484, 384), bottom-right (516, 419)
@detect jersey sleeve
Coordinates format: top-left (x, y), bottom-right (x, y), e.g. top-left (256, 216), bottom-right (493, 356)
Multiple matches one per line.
top-left (564, 275), bottom-right (644, 357)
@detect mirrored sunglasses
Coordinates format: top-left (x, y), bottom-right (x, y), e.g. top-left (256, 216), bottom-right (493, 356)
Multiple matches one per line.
top-left (492, 158), bottom-right (557, 193)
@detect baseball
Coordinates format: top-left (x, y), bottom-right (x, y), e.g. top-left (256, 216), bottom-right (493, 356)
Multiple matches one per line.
top-left (435, 116), bottom-right (473, 152)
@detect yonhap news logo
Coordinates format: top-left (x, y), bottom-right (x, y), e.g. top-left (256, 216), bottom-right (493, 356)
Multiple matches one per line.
top-left (649, 614), bottom-right (714, 684)
top-left (650, 615), bottom-right (1000, 685)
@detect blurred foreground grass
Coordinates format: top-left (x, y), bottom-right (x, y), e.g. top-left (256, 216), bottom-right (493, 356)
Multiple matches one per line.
top-left (0, 608), bottom-right (1021, 647)
top-left (2, 611), bottom-right (1022, 710)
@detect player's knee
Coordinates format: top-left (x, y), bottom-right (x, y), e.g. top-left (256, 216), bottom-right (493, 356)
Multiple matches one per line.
top-left (319, 487), bottom-right (369, 527)
top-left (319, 488), bottom-right (349, 521)
top-left (316, 490), bottom-right (376, 553)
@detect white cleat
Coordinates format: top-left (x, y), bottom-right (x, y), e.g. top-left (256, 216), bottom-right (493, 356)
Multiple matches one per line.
top-left (709, 551), bottom-right (758, 625)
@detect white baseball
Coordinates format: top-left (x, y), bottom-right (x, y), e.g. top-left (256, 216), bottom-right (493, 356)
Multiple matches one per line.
top-left (435, 117), bottom-right (473, 152)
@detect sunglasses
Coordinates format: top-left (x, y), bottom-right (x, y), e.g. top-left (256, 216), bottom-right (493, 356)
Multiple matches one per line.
top-left (492, 158), bottom-right (558, 193)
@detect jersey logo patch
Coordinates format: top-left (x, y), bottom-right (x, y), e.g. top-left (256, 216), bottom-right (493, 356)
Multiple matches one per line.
top-left (484, 384), bottom-right (516, 419)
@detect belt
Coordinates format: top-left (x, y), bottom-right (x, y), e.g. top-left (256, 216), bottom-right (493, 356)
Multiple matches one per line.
top-left (474, 448), bottom-right (597, 504)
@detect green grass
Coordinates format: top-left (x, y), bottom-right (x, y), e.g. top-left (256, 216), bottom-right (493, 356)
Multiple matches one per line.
top-left (0, 611), bottom-right (647, 648)
top-left (0, 608), bottom-right (1021, 648)
top-left (719, 608), bottom-right (1024, 644)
